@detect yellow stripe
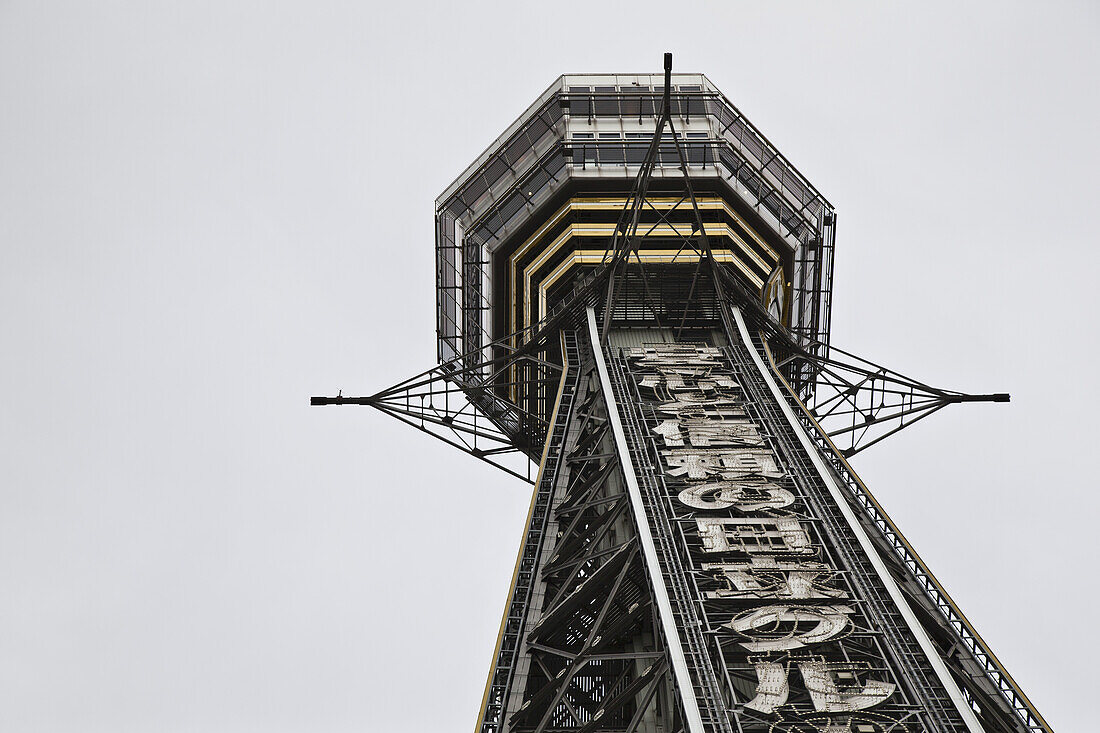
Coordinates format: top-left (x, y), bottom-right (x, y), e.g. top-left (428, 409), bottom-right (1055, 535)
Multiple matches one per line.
top-left (536, 249), bottom-right (762, 325)
top-left (507, 195), bottom-right (779, 336)
top-left (517, 223), bottom-right (774, 335)
top-left (508, 195), bottom-right (776, 269)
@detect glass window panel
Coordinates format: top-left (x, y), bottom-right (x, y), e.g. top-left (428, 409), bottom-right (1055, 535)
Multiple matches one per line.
top-left (740, 130), bottom-right (764, 162)
top-left (499, 191), bottom-right (526, 229)
top-left (543, 102), bottom-right (562, 127)
top-left (718, 147), bottom-right (743, 176)
top-left (572, 133), bottom-right (593, 166)
top-left (525, 166), bottom-right (551, 197)
top-left (503, 135), bottom-right (531, 168)
top-left (527, 115), bottom-right (551, 144)
top-left (601, 143), bottom-right (624, 164)
top-left (593, 95), bottom-right (618, 116)
top-left (484, 157), bottom-right (508, 185)
top-left (717, 106), bottom-right (736, 133)
top-left (547, 150), bottom-right (565, 174)
top-left (687, 141), bottom-right (704, 164)
top-left (659, 140), bottom-right (677, 164)
top-left (464, 172), bottom-right (488, 200)
top-left (567, 87), bottom-right (591, 117)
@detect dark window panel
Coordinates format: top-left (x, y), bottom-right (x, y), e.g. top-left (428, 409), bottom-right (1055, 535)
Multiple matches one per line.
top-left (498, 190), bottom-right (526, 229)
top-left (527, 114), bottom-right (551, 144)
top-left (625, 142), bottom-right (647, 164)
top-left (600, 142), bottom-right (624, 164)
top-left (503, 134), bottom-right (532, 169)
top-left (593, 95), bottom-right (619, 116)
top-left (567, 87), bottom-right (591, 116)
top-left (484, 157), bottom-right (509, 186)
top-left (524, 166), bottom-right (551, 197)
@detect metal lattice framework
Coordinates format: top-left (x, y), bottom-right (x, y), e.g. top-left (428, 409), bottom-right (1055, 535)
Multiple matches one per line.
top-left (435, 60), bottom-right (837, 371)
top-left (757, 333), bottom-right (1050, 733)
top-left (478, 332), bottom-right (689, 733)
top-left (768, 341), bottom-right (1009, 458)
top-left (310, 344), bottom-right (557, 482)
top-left (598, 55), bottom-right (718, 343)
top-left (313, 52), bottom-right (1051, 733)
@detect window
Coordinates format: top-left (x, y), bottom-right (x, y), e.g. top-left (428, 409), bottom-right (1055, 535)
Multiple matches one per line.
top-left (626, 133), bottom-right (650, 164)
top-left (593, 86), bottom-right (618, 116)
top-left (599, 133), bottom-right (623, 164)
top-left (567, 86), bottom-right (591, 117)
top-left (687, 132), bottom-right (709, 164)
top-left (571, 133), bottom-right (593, 166)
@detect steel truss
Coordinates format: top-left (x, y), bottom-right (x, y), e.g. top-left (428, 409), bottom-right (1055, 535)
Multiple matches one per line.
top-left (599, 53), bottom-right (720, 344)
top-left (481, 335), bottom-right (689, 733)
top-left (614, 164), bottom-right (1003, 463)
top-left (311, 249), bottom-right (617, 482)
top-left (314, 49), bottom-right (1049, 733)
top-left (755, 332), bottom-right (1051, 733)
top-left (314, 55), bottom-right (996, 478)
top-left (309, 347), bottom-right (556, 482)
top-left (701, 262), bottom-right (1007, 459)
top-left (309, 256), bottom-right (616, 482)
top-left (435, 58), bottom-right (837, 372)
top-left (766, 340), bottom-right (1009, 458)
top-left (310, 57), bottom-right (714, 481)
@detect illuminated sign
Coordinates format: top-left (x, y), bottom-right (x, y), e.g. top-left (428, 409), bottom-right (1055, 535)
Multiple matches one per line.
top-left (625, 344), bottom-right (901, 722)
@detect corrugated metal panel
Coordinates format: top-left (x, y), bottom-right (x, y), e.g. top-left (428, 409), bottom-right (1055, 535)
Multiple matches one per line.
top-left (608, 328), bottom-right (731, 348)
top-left (608, 328), bottom-right (674, 348)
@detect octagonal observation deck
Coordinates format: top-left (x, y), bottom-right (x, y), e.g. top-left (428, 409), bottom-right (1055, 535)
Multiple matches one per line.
top-left (435, 73), bottom-right (835, 370)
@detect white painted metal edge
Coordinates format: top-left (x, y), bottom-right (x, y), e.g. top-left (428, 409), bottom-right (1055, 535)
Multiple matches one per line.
top-left (585, 308), bottom-right (707, 733)
top-left (729, 306), bottom-right (985, 733)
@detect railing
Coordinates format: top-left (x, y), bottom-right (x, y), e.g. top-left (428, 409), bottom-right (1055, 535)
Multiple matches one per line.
top-left (758, 336), bottom-right (1052, 733)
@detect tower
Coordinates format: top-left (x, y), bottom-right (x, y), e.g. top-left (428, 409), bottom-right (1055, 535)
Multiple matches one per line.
top-left (313, 56), bottom-right (1048, 733)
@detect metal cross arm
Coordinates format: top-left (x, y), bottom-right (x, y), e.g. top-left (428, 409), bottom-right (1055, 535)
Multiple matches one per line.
top-left (311, 375), bottom-right (541, 483)
top-left (309, 329), bottom-right (572, 483)
top-left (763, 337), bottom-right (1010, 458)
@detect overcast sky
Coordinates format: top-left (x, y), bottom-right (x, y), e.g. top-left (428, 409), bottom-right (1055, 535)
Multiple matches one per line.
top-left (1, 2), bottom-right (1096, 732)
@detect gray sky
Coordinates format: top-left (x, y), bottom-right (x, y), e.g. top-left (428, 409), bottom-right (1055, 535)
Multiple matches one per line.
top-left (1, 1), bottom-right (1095, 731)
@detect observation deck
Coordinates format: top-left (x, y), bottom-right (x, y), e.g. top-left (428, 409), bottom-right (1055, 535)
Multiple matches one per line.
top-left (435, 73), bottom-right (836, 372)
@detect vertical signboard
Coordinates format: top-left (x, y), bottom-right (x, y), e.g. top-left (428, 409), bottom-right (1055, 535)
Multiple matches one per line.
top-left (612, 338), bottom-right (976, 733)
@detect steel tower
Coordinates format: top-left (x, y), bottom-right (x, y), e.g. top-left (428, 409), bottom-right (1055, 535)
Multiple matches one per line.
top-left (313, 56), bottom-right (1048, 733)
